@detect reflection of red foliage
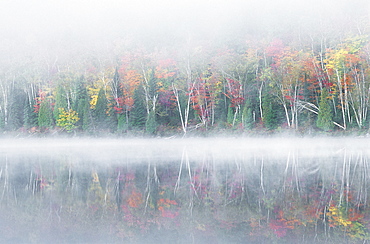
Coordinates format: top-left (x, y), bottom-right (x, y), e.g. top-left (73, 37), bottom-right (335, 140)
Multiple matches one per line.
top-left (269, 210), bottom-right (300, 238)
top-left (269, 220), bottom-right (288, 238)
top-left (160, 209), bottom-right (179, 218)
top-left (157, 198), bottom-right (179, 218)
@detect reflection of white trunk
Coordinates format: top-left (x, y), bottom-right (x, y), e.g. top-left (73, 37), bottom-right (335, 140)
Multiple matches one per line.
top-left (185, 151), bottom-right (195, 214)
top-left (144, 161), bottom-right (151, 214)
top-left (174, 148), bottom-right (185, 195)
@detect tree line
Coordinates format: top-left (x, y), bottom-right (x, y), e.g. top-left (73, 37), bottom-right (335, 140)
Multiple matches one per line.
top-left (1, 32), bottom-right (370, 136)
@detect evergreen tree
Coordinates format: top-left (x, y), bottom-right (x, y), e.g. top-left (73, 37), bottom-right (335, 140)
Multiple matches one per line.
top-left (38, 99), bottom-right (53, 129)
top-left (145, 110), bottom-right (157, 135)
top-left (130, 88), bottom-right (146, 129)
top-left (72, 75), bottom-right (87, 112)
top-left (242, 99), bottom-right (254, 130)
top-left (316, 88), bottom-right (334, 131)
top-left (83, 98), bottom-right (94, 132)
top-left (262, 93), bottom-right (278, 130)
top-left (117, 113), bottom-right (128, 132)
top-left (6, 86), bottom-right (26, 130)
top-left (227, 106), bottom-right (234, 126)
top-left (0, 110), bottom-right (5, 130)
top-left (23, 96), bottom-right (38, 128)
top-left (94, 88), bottom-right (108, 130)
top-left (53, 85), bottom-right (68, 121)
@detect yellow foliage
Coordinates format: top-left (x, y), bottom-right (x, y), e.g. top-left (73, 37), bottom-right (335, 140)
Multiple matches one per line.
top-left (56, 108), bottom-right (80, 132)
top-left (88, 87), bottom-right (100, 108)
top-left (327, 205), bottom-right (352, 227)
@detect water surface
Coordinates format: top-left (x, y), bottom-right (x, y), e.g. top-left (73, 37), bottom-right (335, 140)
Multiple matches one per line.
top-left (0, 138), bottom-right (369, 243)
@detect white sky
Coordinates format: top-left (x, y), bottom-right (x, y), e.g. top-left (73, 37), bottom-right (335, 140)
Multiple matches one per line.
top-left (0, 0), bottom-right (369, 56)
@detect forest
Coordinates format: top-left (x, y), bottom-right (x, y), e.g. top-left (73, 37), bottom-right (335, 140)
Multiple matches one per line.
top-left (1, 2), bottom-right (370, 137)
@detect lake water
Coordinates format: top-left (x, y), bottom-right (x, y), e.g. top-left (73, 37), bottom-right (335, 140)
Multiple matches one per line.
top-left (0, 137), bottom-right (369, 243)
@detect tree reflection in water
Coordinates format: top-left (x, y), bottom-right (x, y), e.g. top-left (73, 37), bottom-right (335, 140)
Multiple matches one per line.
top-left (0, 138), bottom-right (369, 243)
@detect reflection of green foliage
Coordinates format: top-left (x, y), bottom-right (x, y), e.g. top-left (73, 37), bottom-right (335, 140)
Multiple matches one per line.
top-left (348, 222), bottom-right (370, 240)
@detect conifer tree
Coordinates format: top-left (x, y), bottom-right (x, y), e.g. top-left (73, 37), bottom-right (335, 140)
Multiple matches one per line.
top-left (316, 88), bottom-right (334, 131)
top-left (7, 86), bottom-right (25, 130)
top-left (262, 93), bottom-right (278, 130)
top-left (227, 106), bottom-right (234, 126)
top-left (242, 99), bottom-right (254, 130)
top-left (38, 99), bottom-right (53, 129)
top-left (130, 88), bottom-right (146, 129)
top-left (23, 96), bottom-right (38, 128)
top-left (94, 88), bottom-right (108, 130)
top-left (53, 85), bottom-right (68, 121)
top-left (145, 110), bottom-right (157, 134)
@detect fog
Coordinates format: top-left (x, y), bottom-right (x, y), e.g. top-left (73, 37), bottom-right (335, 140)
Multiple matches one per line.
top-left (1, 137), bottom-right (369, 161)
top-left (1, 0), bottom-right (369, 57)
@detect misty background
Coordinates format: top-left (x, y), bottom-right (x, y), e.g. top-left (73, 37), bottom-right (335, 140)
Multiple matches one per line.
top-left (1, 0), bottom-right (369, 64)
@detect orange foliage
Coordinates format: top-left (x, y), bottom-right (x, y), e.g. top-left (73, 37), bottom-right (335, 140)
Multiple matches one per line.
top-left (155, 59), bottom-right (177, 79)
top-left (127, 190), bottom-right (143, 208)
top-left (121, 70), bottom-right (141, 111)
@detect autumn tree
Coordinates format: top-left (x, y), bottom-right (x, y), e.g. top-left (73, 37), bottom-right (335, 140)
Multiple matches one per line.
top-left (56, 108), bottom-right (80, 133)
top-left (115, 69), bottom-right (142, 132)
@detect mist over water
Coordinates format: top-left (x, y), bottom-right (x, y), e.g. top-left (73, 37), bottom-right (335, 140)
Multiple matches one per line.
top-left (0, 137), bottom-right (369, 243)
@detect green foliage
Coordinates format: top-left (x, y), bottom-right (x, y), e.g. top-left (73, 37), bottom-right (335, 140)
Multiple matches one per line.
top-left (76, 98), bottom-right (93, 132)
top-left (316, 88), bottom-right (334, 131)
top-left (7, 86), bottom-right (26, 130)
top-left (227, 106), bottom-right (234, 125)
top-left (0, 111), bottom-right (4, 129)
top-left (94, 88), bottom-right (108, 129)
top-left (117, 113), bottom-right (128, 132)
top-left (145, 110), bottom-right (157, 134)
top-left (23, 96), bottom-right (38, 128)
top-left (130, 88), bottom-right (146, 129)
top-left (262, 93), bottom-right (278, 130)
top-left (56, 108), bottom-right (80, 132)
top-left (242, 99), bottom-right (254, 130)
top-left (72, 75), bottom-right (88, 111)
top-left (38, 99), bottom-right (54, 129)
top-left (53, 85), bottom-right (68, 121)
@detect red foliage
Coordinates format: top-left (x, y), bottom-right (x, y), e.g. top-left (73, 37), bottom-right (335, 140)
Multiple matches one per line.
top-left (225, 78), bottom-right (244, 107)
